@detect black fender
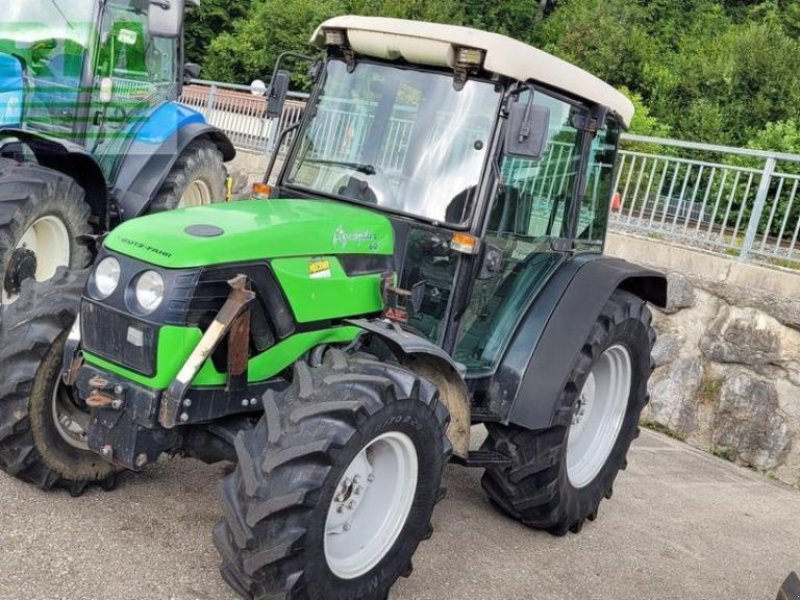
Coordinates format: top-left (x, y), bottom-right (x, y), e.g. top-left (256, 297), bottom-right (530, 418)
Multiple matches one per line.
top-left (347, 318), bottom-right (472, 458)
top-left (493, 254), bottom-right (666, 431)
top-left (0, 128), bottom-right (109, 226)
top-left (112, 122), bottom-right (235, 220)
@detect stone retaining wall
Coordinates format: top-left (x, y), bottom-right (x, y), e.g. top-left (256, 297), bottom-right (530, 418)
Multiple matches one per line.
top-left (608, 234), bottom-right (800, 486)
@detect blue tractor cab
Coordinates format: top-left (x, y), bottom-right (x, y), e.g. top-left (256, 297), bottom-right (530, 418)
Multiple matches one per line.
top-left (0, 0), bottom-right (234, 302)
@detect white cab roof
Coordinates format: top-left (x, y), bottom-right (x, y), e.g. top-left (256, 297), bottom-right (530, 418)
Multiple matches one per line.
top-left (311, 15), bottom-right (634, 127)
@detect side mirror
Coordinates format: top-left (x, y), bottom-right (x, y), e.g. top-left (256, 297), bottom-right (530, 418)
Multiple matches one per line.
top-left (505, 98), bottom-right (550, 160)
top-left (183, 62), bottom-right (201, 85)
top-left (148, 0), bottom-right (186, 39)
top-left (266, 70), bottom-right (290, 119)
top-left (478, 244), bottom-right (503, 280)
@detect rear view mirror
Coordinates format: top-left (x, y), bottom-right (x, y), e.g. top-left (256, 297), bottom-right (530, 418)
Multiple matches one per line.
top-left (183, 62), bottom-right (201, 85)
top-left (505, 98), bottom-right (550, 160)
top-left (266, 70), bottom-right (290, 119)
top-left (148, 0), bottom-right (186, 39)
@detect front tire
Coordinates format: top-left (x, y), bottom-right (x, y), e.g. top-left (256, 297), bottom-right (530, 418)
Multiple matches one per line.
top-left (214, 349), bottom-right (451, 600)
top-left (148, 139), bottom-right (227, 212)
top-left (481, 290), bottom-right (655, 535)
top-left (0, 268), bottom-right (117, 494)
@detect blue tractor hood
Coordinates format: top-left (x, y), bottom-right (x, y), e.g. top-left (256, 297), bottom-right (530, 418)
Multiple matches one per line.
top-left (0, 52), bottom-right (23, 128)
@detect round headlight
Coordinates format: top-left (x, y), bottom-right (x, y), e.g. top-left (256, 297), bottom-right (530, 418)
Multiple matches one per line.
top-left (134, 270), bottom-right (164, 314)
top-left (94, 257), bottom-right (120, 298)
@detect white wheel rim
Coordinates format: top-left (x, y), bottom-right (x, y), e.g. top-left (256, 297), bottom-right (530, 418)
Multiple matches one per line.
top-left (324, 431), bottom-right (418, 580)
top-left (178, 179), bottom-right (213, 208)
top-left (2, 215), bottom-right (71, 303)
top-left (51, 381), bottom-right (91, 451)
top-left (567, 344), bottom-right (632, 489)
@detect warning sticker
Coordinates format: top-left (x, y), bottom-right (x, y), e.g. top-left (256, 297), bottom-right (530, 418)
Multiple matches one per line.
top-left (118, 29), bottom-right (138, 46)
top-left (308, 259), bottom-right (332, 279)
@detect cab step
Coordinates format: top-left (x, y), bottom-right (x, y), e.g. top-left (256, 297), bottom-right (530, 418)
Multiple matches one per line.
top-left (451, 450), bottom-right (512, 469)
top-left (470, 407), bottom-right (503, 424)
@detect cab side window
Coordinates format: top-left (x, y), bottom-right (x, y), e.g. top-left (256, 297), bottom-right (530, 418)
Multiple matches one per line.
top-left (575, 121), bottom-right (620, 250)
top-left (456, 90), bottom-right (587, 372)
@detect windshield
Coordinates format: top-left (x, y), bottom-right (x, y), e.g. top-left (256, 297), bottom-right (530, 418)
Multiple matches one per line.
top-left (0, 2), bottom-right (95, 62)
top-left (0, 2), bottom-right (95, 90)
top-left (285, 60), bottom-right (502, 225)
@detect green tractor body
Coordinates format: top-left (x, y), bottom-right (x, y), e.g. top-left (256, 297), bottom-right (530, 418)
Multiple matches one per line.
top-left (0, 15), bottom-right (669, 600)
top-left (82, 199), bottom-right (391, 393)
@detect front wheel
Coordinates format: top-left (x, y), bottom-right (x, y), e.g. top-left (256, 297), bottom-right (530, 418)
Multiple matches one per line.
top-left (214, 349), bottom-right (451, 600)
top-left (481, 290), bottom-right (655, 535)
top-left (0, 268), bottom-right (117, 494)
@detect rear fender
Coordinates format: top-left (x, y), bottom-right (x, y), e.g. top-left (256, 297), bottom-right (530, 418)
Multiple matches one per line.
top-left (494, 255), bottom-right (666, 431)
top-left (348, 318), bottom-right (471, 459)
top-left (112, 102), bottom-right (235, 220)
top-left (0, 129), bottom-right (108, 225)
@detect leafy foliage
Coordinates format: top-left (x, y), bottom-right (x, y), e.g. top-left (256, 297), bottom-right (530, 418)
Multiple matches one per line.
top-left (186, 0), bottom-right (800, 154)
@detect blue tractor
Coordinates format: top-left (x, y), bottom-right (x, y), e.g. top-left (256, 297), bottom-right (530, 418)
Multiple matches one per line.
top-left (0, 0), bottom-right (234, 303)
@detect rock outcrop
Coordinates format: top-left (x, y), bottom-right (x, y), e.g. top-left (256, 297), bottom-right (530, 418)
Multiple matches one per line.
top-left (642, 275), bottom-right (800, 486)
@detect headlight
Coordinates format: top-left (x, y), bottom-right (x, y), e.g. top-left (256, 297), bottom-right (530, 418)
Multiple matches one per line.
top-left (134, 270), bottom-right (164, 314)
top-left (94, 257), bottom-right (121, 298)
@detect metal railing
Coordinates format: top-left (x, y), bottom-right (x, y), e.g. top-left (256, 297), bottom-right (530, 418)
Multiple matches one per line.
top-left (614, 135), bottom-right (800, 268)
top-left (179, 81), bottom-right (800, 269)
top-left (179, 79), bottom-right (307, 153)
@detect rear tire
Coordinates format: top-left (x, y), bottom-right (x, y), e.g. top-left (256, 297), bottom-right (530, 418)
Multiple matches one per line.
top-left (214, 349), bottom-right (451, 599)
top-left (0, 158), bottom-right (91, 304)
top-left (148, 139), bottom-right (227, 212)
top-left (481, 290), bottom-right (655, 535)
top-left (0, 268), bottom-right (117, 493)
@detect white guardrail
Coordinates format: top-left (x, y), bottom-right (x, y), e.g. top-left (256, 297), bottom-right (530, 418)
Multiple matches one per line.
top-left (179, 80), bottom-right (800, 269)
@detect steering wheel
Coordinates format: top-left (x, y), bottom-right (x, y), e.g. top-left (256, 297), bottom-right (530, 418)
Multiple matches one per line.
top-left (334, 164), bottom-right (395, 206)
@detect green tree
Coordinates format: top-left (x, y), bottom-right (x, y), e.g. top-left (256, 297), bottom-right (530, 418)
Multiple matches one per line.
top-left (203, 0), bottom-right (345, 85)
top-left (184, 0), bottom-right (253, 67)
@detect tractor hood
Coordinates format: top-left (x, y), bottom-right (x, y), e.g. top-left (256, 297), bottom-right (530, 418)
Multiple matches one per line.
top-left (0, 52), bottom-right (23, 127)
top-left (104, 199), bottom-right (394, 268)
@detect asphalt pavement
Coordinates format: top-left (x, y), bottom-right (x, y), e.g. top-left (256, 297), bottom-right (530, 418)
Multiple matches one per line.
top-left (1, 429), bottom-right (798, 600)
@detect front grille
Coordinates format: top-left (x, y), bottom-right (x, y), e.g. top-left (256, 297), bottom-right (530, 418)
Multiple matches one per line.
top-left (81, 301), bottom-right (158, 377)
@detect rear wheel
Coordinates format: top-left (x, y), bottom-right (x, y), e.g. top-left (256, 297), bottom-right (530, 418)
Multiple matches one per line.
top-left (481, 290), bottom-right (655, 535)
top-left (214, 349), bottom-right (451, 600)
top-left (0, 268), bottom-right (117, 494)
top-left (148, 139), bottom-right (227, 212)
top-left (0, 158), bottom-right (91, 304)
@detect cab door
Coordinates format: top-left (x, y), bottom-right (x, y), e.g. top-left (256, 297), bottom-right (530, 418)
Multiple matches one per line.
top-left (455, 89), bottom-right (620, 374)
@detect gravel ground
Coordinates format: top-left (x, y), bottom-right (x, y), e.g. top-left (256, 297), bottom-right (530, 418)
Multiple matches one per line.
top-left (0, 429), bottom-right (798, 600)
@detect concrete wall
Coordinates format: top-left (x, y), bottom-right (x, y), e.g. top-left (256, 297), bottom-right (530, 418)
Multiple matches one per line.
top-left (608, 233), bottom-right (800, 486)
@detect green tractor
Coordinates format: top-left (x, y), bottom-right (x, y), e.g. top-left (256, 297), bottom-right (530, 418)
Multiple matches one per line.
top-left (0, 0), bottom-right (233, 303)
top-left (0, 16), bottom-right (666, 600)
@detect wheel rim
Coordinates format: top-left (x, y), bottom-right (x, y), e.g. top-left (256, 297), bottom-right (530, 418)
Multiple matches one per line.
top-left (567, 344), bottom-right (632, 489)
top-left (51, 380), bottom-right (91, 451)
top-left (178, 179), bottom-right (213, 208)
top-left (2, 215), bottom-right (71, 303)
top-left (324, 431), bottom-right (418, 580)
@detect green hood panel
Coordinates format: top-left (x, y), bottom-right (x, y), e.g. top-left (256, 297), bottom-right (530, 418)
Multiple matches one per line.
top-left (105, 199), bottom-right (394, 268)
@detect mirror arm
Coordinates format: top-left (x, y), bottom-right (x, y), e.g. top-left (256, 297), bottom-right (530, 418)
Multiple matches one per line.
top-left (263, 122), bottom-right (301, 187)
top-left (267, 51), bottom-right (318, 93)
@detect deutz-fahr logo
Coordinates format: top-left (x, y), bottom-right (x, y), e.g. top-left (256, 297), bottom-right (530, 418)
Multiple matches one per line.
top-left (333, 226), bottom-right (377, 250)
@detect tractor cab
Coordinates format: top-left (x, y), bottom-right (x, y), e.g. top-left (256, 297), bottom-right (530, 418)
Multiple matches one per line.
top-left (270, 17), bottom-right (633, 374)
top-left (0, 0), bottom-right (197, 178)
